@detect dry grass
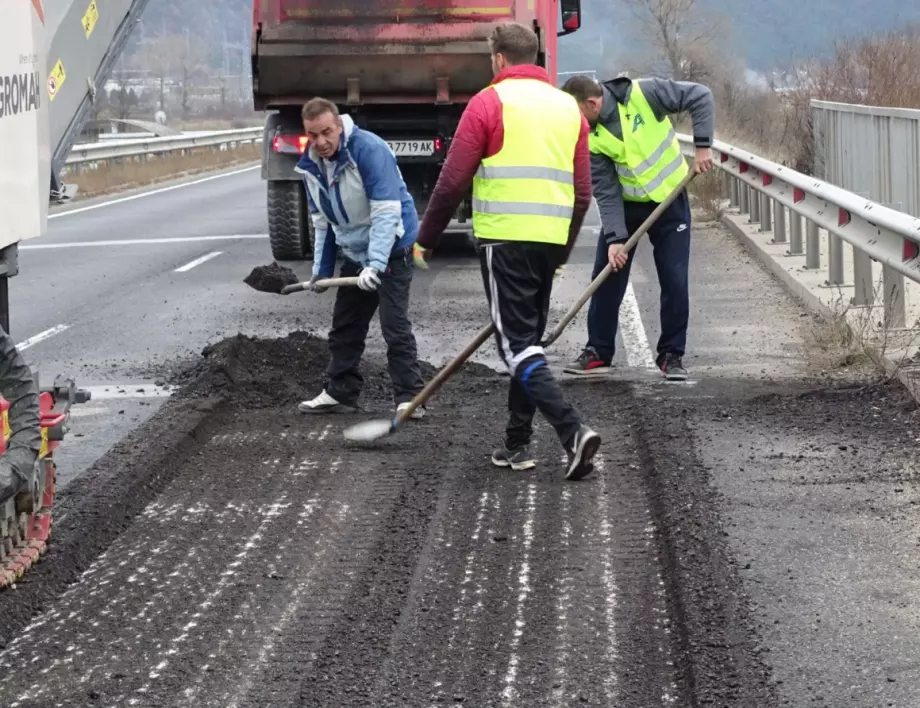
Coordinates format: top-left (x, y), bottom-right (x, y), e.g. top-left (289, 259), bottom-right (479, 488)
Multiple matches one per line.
top-left (687, 169), bottom-right (724, 221)
top-left (801, 281), bottom-right (920, 380)
top-left (66, 143), bottom-right (260, 199)
top-left (803, 307), bottom-right (874, 375)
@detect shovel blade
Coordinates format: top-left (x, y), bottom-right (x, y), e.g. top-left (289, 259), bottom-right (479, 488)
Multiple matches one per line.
top-left (343, 418), bottom-right (394, 442)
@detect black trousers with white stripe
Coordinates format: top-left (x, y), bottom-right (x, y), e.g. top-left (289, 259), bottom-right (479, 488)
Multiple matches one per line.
top-left (479, 241), bottom-right (583, 449)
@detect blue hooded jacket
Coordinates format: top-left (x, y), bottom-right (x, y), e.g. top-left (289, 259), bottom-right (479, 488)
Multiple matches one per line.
top-left (295, 114), bottom-right (418, 277)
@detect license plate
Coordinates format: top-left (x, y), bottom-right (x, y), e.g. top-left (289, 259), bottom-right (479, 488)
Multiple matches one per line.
top-left (387, 139), bottom-right (436, 156)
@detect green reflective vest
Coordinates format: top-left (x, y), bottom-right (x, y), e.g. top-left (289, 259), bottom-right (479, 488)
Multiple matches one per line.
top-left (589, 81), bottom-right (689, 203)
top-left (472, 78), bottom-right (583, 245)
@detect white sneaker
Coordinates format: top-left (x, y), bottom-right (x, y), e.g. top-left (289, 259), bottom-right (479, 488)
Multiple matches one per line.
top-left (298, 390), bottom-right (357, 414)
top-left (396, 402), bottom-right (426, 420)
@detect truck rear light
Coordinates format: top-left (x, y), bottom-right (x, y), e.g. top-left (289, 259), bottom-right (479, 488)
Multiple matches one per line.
top-left (273, 135), bottom-right (309, 154)
top-left (434, 137), bottom-right (442, 152)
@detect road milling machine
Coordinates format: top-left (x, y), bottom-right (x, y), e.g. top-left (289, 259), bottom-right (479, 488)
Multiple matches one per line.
top-left (0, 0), bottom-right (154, 587)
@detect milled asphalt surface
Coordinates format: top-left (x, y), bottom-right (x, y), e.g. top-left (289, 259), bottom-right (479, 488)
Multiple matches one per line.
top-left (0, 166), bottom-right (918, 706)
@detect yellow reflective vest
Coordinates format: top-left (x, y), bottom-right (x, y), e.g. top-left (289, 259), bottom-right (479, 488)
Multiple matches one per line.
top-left (471, 78), bottom-right (583, 245)
top-left (589, 81), bottom-right (689, 203)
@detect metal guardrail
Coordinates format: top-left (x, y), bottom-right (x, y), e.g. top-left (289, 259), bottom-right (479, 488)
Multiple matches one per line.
top-left (65, 128), bottom-right (263, 166)
top-left (811, 100), bottom-right (920, 219)
top-left (677, 133), bottom-right (920, 328)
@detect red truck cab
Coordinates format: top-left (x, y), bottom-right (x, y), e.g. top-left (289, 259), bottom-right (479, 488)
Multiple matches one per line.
top-left (252, 0), bottom-right (583, 260)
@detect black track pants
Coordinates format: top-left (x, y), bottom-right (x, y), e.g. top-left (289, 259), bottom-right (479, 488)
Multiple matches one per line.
top-left (479, 241), bottom-right (583, 448)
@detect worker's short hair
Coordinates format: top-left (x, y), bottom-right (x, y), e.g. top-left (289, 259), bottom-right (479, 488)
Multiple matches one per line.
top-left (561, 75), bottom-right (603, 102)
top-left (301, 97), bottom-right (339, 122)
top-left (488, 22), bottom-right (539, 65)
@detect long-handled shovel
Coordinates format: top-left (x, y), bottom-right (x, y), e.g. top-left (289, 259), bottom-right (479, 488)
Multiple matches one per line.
top-left (541, 170), bottom-right (697, 347)
top-left (342, 171), bottom-right (699, 443)
top-left (343, 322), bottom-right (495, 442)
top-left (281, 276), bottom-right (360, 295)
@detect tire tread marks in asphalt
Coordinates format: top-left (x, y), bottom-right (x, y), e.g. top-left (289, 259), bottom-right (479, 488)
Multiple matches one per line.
top-left (0, 334), bottom-right (782, 707)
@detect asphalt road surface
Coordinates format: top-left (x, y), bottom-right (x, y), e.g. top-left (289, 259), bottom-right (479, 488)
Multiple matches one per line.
top-left (0, 166), bottom-right (918, 707)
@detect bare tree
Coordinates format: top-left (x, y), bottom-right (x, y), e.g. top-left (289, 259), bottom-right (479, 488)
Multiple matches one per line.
top-left (131, 33), bottom-right (208, 118)
top-left (619, 0), bottom-right (729, 83)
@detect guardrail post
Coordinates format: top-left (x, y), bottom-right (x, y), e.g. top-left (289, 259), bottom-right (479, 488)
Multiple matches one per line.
top-left (760, 194), bottom-right (772, 232)
top-left (772, 201), bottom-right (786, 243)
top-left (789, 211), bottom-right (803, 254)
top-left (740, 183), bottom-right (750, 214)
top-left (749, 187), bottom-right (759, 222)
top-left (882, 202), bottom-right (907, 328)
top-left (805, 220), bottom-right (820, 269)
top-left (722, 172), bottom-right (731, 200)
top-left (883, 265), bottom-right (906, 328)
top-left (852, 250), bottom-right (874, 306)
top-left (729, 177), bottom-right (739, 208)
top-left (827, 235), bottom-right (844, 285)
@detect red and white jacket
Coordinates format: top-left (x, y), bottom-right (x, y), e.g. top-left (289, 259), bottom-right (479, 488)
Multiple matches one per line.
top-left (416, 64), bottom-right (592, 255)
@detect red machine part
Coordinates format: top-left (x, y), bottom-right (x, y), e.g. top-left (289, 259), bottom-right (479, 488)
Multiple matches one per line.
top-left (0, 392), bottom-right (65, 588)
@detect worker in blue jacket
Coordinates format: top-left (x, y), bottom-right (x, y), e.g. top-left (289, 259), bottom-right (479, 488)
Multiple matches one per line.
top-left (295, 97), bottom-right (425, 419)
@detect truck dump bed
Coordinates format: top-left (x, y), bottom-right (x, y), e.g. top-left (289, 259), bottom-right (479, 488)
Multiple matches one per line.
top-left (252, 0), bottom-right (520, 108)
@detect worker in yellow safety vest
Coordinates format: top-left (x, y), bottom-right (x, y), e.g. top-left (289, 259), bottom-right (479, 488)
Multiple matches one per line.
top-left (413, 22), bottom-right (601, 481)
top-left (561, 74), bottom-right (715, 381)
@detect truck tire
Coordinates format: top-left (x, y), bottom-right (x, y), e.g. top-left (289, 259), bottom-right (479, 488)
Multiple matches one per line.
top-left (267, 180), bottom-right (314, 261)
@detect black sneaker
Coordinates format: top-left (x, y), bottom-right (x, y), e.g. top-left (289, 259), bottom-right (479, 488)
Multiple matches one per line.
top-left (491, 443), bottom-right (536, 471)
top-left (563, 346), bottom-right (611, 376)
top-left (658, 352), bottom-right (688, 381)
top-left (565, 426), bottom-right (601, 481)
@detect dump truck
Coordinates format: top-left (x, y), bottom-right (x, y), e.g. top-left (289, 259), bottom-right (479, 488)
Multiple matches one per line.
top-left (253, 0), bottom-right (584, 261)
top-left (0, 0), bottom-right (154, 587)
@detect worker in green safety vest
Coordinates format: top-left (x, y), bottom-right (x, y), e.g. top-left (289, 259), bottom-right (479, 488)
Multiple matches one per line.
top-left (561, 74), bottom-right (715, 380)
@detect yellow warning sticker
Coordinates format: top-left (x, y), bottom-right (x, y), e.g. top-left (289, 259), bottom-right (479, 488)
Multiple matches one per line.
top-left (47, 59), bottom-right (66, 100)
top-left (82, 0), bottom-right (99, 38)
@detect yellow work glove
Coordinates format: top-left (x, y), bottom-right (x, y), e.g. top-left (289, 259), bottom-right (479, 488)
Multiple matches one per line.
top-left (413, 243), bottom-right (430, 270)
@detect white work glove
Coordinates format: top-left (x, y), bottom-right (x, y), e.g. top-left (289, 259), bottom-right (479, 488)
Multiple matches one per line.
top-left (357, 267), bottom-right (381, 291)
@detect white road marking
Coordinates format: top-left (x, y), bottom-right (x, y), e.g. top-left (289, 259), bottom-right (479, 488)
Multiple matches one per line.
top-left (20, 234), bottom-right (267, 250)
top-left (68, 406), bottom-right (111, 418)
top-left (620, 283), bottom-right (657, 369)
top-left (81, 384), bottom-right (174, 400)
top-left (17, 324), bottom-right (69, 351)
top-left (48, 165), bottom-right (259, 219)
top-left (174, 251), bottom-right (223, 273)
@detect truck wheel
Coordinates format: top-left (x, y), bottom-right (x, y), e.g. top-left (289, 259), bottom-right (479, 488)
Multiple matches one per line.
top-left (267, 181), bottom-right (314, 261)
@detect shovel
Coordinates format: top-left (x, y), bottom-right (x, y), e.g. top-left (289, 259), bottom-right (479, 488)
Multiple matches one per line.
top-left (281, 277), bottom-right (360, 295)
top-left (541, 171), bottom-right (696, 347)
top-left (343, 171), bottom-right (698, 443)
top-left (343, 322), bottom-right (495, 442)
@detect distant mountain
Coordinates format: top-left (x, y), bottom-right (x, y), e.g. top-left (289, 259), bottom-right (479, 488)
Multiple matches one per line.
top-left (134, 0), bottom-right (920, 72)
top-left (563, 0), bottom-right (920, 72)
